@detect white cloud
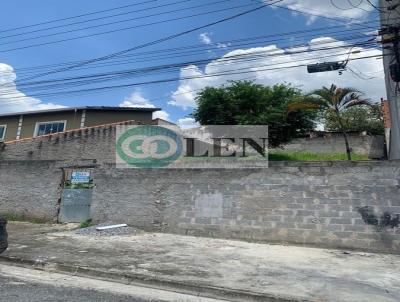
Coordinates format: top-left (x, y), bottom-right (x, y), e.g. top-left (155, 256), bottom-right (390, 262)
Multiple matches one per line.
top-left (177, 117), bottom-right (199, 129)
top-left (153, 110), bottom-right (170, 120)
top-left (170, 37), bottom-right (385, 110)
top-left (217, 42), bottom-right (231, 49)
top-left (0, 63), bottom-right (65, 114)
top-left (120, 90), bottom-right (156, 108)
top-left (168, 69), bottom-right (207, 109)
top-left (120, 89), bottom-right (170, 121)
top-left (274, 0), bottom-right (375, 23)
top-left (199, 32), bottom-right (212, 45)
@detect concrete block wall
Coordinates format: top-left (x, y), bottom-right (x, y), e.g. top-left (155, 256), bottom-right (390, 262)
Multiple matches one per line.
top-left (162, 163), bottom-right (399, 253)
top-left (0, 159), bottom-right (399, 253)
top-left (91, 164), bottom-right (163, 230)
top-left (0, 122), bottom-right (135, 163)
top-left (91, 161), bottom-right (400, 253)
top-left (0, 125), bottom-right (385, 162)
top-left (0, 160), bottom-right (62, 221)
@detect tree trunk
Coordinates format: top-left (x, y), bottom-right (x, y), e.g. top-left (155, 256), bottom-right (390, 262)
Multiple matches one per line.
top-left (336, 112), bottom-right (352, 160)
top-left (342, 130), bottom-right (352, 161)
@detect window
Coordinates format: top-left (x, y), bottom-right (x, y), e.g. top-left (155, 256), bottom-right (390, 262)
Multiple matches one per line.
top-left (0, 125), bottom-right (6, 141)
top-left (34, 121), bottom-right (66, 137)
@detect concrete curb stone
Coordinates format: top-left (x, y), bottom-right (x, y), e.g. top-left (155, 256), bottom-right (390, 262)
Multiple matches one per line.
top-left (0, 255), bottom-right (308, 302)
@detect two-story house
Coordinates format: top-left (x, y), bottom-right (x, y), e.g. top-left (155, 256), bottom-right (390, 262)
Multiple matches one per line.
top-left (0, 106), bottom-right (160, 142)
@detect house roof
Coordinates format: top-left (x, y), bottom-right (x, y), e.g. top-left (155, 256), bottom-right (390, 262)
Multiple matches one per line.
top-left (4, 119), bottom-right (140, 144)
top-left (0, 106), bottom-right (160, 118)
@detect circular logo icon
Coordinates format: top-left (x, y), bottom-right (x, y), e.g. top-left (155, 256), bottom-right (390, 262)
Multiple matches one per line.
top-left (116, 125), bottom-right (182, 168)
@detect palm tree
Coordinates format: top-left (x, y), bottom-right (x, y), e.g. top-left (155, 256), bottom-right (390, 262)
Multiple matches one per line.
top-left (288, 84), bottom-right (372, 160)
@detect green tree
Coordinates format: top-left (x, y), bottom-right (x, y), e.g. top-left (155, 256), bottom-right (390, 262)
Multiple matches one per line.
top-left (288, 84), bottom-right (372, 160)
top-left (192, 81), bottom-right (317, 147)
top-left (324, 104), bottom-right (384, 135)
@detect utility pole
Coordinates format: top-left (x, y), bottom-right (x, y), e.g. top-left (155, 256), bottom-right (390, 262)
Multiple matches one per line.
top-left (380, 0), bottom-right (400, 159)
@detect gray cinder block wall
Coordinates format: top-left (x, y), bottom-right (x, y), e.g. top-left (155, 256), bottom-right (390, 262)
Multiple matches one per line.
top-left (91, 161), bottom-right (400, 253)
top-left (0, 160), bottom-right (62, 220)
top-left (0, 122), bottom-right (132, 163)
top-left (0, 126), bottom-right (384, 162)
top-left (1, 159), bottom-right (399, 253)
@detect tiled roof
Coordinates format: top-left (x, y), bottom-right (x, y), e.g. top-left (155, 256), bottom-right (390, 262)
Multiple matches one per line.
top-left (4, 120), bottom-right (139, 144)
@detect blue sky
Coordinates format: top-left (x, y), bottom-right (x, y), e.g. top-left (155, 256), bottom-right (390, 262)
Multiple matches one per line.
top-left (0, 0), bottom-right (383, 126)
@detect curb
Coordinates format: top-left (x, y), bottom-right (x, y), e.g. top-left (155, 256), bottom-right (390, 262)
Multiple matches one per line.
top-left (0, 255), bottom-right (308, 302)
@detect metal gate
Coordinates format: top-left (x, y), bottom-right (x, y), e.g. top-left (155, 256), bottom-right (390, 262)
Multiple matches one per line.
top-left (58, 168), bottom-right (94, 223)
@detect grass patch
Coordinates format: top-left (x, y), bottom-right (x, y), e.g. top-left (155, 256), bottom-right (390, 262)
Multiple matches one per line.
top-left (0, 212), bottom-right (48, 224)
top-left (79, 219), bottom-right (92, 229)
top-left (268, 151), bottom-right (370, 161)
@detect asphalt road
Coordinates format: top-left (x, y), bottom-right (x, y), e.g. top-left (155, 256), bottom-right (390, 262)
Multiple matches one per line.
top-left (0, 275), bottom-right (141, 302)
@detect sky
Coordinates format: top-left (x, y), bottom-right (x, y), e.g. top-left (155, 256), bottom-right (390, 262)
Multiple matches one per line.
top-left (0, 0), bottom-right (384, 128)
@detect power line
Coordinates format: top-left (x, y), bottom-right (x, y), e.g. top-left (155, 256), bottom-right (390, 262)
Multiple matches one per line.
top-left (6, 30), bottom-right (377, 80)
top-left (330, 0), bottom-right (370, 12)
top-left (0, 0), bottom-right (159, 34)
top-left (11, 38), bottom-right (377, 91)
top-left (330, 0), bottom-right (355, 10)
top-left (4, 53), bottom-right (385, 101)
top-left (271, 1), bottom-right (378, 30)
top-left (348, 66), bottom-right (379, 79)
top-left (0, 0), bottom-right (193, 40)
top-left (0, 50), bottom-right (383, 100)
top-left (4, 2), bottom-right (385, 55)
top-left (0, 34), bottom-right (376, 92)
top-left (15, 34), bottom-right (372, 77)
top-left (0, 1), bottom-right (382, 105)
top-left (366, 0), bottom-right (385, 12)
top-left (2, 45), bottom-right (376, 95)
top-left (0, 1), bottom-right (258, 53)
top-left (0, 44), bottom-right (376, 96)
top-left (1, 18), bottom-right (382, 78)
top-left (11, 1), bottom-right (283, 83)
top-left (0, 0), bottom-right (383, 58)
top-left (347, 0), bottom-right (368, 10)
top-left (0, 0), bottom-right (238, 46)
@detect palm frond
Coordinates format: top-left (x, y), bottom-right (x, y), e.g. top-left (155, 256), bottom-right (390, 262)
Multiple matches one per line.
top-left (329, 84), bottom-right (337, 95)
top-left (344, 98), bottom-right (373, 109)
top-left (288, 84), bottom-right (369, 117)
top-left (338, 92), bottom-right (361, 109)
top-left (287, 97), bottom-right (327, 115)
top-left (309, 87), bottom-right (336, 106)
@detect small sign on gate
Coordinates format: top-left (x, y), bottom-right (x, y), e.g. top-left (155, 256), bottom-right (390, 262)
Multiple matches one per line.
top-left (71, 171), bottom-right (91, 184)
